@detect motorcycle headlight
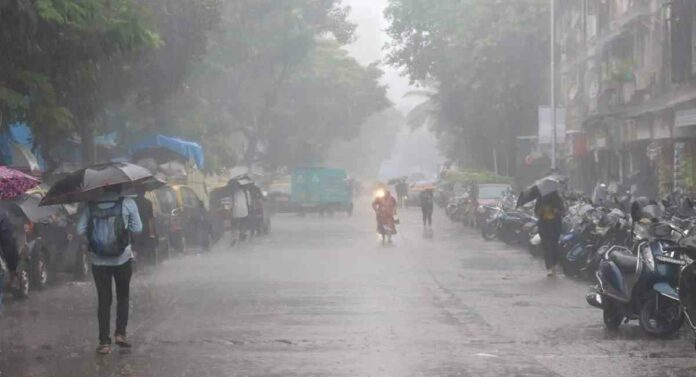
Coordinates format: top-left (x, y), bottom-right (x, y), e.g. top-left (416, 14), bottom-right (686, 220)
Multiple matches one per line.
top-left (642, 244), bottom-right (655, 271)
top-left (476, 206), bottom-right (486, 214)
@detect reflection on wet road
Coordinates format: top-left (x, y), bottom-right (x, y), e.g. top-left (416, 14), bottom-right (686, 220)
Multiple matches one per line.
top-left (2, 202), bottom-right (696, 376)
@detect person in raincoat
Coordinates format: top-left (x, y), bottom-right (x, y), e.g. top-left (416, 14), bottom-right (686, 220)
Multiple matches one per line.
top-left (372, 190), bottom-right (398, 243)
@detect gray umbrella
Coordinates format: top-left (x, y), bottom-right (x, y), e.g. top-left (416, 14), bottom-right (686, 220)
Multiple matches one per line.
top-left (40, 162), bottom-right (165, 206)
top-left (517, 176), bottom-right (563, 207)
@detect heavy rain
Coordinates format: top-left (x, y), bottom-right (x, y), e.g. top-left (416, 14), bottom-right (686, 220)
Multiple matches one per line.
top-left (3, 0), bottom-right (696, 376)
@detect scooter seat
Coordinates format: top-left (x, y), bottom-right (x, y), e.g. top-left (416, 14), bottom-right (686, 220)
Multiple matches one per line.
top-left (610, 252), bottom-right (637, 273)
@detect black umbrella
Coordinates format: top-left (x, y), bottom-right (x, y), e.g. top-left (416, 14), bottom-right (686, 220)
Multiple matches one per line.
top-left (40, 162), bottom-right (165, 206)
top-left (517, 176), bottom-right (562, 208)
top-left (387, 177), bottom-right (407, 185)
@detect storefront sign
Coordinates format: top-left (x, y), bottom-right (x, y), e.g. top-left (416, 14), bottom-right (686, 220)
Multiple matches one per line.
top-left (652, 114), bottom-right (672, 139)
top-left (538, 107), bottom-right (566, 144)
top-left (675, 109), bottom-right (696, 128)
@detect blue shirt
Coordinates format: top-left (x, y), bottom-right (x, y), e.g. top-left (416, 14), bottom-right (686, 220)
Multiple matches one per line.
top-left (77, 196), bottom-right (142, 266)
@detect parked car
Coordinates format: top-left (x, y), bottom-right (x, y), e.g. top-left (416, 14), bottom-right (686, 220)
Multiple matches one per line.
top-left (475, 183), bottom-right (513, 226)
top-left (209, 186), bottom-right (231, 241)
top-left (267, 176), bottom-right (295, 214)
top-left (0, 189), bottom-right (89, 298)
top-left (165, 185), bottom-right (213, 253)
top-left (128, 189), bottom-right (175, 264)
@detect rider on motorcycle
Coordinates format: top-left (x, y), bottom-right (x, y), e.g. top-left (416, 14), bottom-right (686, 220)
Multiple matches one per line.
top-left (373, 189), bottom-right (398, 243)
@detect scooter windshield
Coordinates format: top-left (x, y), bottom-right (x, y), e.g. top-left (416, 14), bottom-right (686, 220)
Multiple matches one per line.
top-left (641, 204), bottom-right (663, 220)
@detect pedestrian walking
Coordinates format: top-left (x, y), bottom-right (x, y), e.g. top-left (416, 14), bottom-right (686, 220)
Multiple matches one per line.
top-left (395, 180), bottom-right (409, 208)
top-left (77, 190), bottom-right (142, 354)
top-left (0, 207), bottom-right (18, 316)
top-left (419, 188), bottom-right (434, 228)
top-left (133, 192), bottom-right (157, 264)
top-left (229, 180), bottom-right (249, 246)
top-left (535, 188), bottom-right (564, 277)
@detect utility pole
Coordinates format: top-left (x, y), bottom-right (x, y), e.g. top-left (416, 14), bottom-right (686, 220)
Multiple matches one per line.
top-left (493, 147), bottom-right (498, 175)
top-left (550, 0), bottom-right (557, 170)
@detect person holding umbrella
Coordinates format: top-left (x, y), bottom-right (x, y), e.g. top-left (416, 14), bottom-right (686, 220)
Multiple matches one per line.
top-left (0, 166), bottom-right (41, 314)
top-left (77, 185), bottom-right (142, 354)
top-left (518, 174), bottom-right (565, 277)
top-left (0, 207), bottom-right (19, 315)
top-left (41, 163), bottom-right (161, 354)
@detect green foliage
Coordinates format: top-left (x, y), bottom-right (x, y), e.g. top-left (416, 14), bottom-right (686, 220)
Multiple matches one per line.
top-left (443, 168), bottom-right (513, 184)
top-left (386, 0), bottom-right (549, 173)
top-left (157, 0), bottom-right (387, 171)
top-left (1, 0), bottom-right (388, 172)
top-left (0, 0), bottom-right (161, 165)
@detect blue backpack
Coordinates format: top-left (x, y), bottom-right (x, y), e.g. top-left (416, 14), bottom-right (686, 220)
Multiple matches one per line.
top-left (86, 199), bottom-right (130, 257)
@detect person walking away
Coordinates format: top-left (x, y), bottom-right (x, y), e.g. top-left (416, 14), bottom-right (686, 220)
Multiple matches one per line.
top-left (420, 188), bottom-right (434, 228)
top-left (395, 180), bottom-right (409, 208)
top-left (0, 207), bottom-right (18, 316)
top-left (535, 190), bottom-right (564, 276)
top-left (133, 192), bottom-right (157, 264)
top-left (77, 190), bottom-right (142, 354)
top-left (372, 190), bottom-right (398, 243)
top-left (229, 180), bottom-right (249, 246)
top-left (243, 184), bottom-right (261, 238)
top-left (248, 185), bottom-right (265, 236)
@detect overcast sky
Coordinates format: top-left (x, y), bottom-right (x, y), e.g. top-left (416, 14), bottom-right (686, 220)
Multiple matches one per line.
top-left (343, 0), bottom-right (443, 176)
top-left (343, 0), bottom-right (419, 113)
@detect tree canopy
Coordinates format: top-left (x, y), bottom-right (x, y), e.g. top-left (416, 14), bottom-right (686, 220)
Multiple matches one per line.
top-left (385, 0), bottom-right (549, 174)
top-left (0, 0), bottom-right (391, 172)
top-left (159, 0), bottom-right (389, 170)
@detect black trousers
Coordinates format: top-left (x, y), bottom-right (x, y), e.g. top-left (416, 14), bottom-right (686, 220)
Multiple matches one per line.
top-left (422, 205), bottom-right (433, 226)
top-left (538, 218), bottom-right (562, 270)
top-left (92, 260), bottom-right (133, 344)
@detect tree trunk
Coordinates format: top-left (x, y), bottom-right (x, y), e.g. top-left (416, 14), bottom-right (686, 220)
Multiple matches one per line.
top-left (243, 133), bottom-right (258, 168)
top-left (80, 125), bottom-right (95, 167)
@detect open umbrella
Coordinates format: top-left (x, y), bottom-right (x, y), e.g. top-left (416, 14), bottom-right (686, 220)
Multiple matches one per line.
top-left (229, 173), bottom-right (254, 187)
top-left (387, 176), bottom-right (407, 185)
top-left (12, 192), bottom-right (59, 223)
top-left (517, 176), bottom-right (562, 208)
top-left (0, 166), bottom-right (40, 200)
top-left (40, 162), bottom-right (165, 206)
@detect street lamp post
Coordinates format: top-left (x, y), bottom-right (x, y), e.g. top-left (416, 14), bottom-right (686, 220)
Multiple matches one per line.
top-left (550, 0), bottom-right (557, 170)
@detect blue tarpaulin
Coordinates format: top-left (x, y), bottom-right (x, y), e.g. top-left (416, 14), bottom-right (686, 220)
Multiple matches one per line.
top-left (131, 135), bottom-right (204, 169)
top-left (0, 123), bottom-right (46, 171)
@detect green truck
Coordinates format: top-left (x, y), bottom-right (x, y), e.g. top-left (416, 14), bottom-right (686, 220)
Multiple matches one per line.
top-left (291, 167), bottom-right (353, 215)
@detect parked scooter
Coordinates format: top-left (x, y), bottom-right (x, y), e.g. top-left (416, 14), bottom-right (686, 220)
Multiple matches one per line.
top-left (668, 235), bottom-right (696, 351)
top-left (446, 195), bottom-right (469, 223)
top-left (561, 205), bottom-right (631, 279)
top-left (586, 200), bottom-right (684, 337)
top-left (481, 194), bottom-right (536, 246)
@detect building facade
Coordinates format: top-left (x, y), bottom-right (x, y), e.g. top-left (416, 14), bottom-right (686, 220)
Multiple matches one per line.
top-left (557, 0), bottom-right (696, 197)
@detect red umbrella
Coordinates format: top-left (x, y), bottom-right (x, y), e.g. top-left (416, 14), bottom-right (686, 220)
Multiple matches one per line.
top-left (0, 166), bottom-right (40, 200)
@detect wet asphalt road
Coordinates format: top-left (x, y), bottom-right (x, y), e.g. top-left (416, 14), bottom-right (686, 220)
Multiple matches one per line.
top-left (2, 201), bottom-right (696, 377)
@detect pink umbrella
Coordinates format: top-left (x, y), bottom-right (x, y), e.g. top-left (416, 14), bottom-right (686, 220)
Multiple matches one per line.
top-left (0, 166), bottom-right (40, 200)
